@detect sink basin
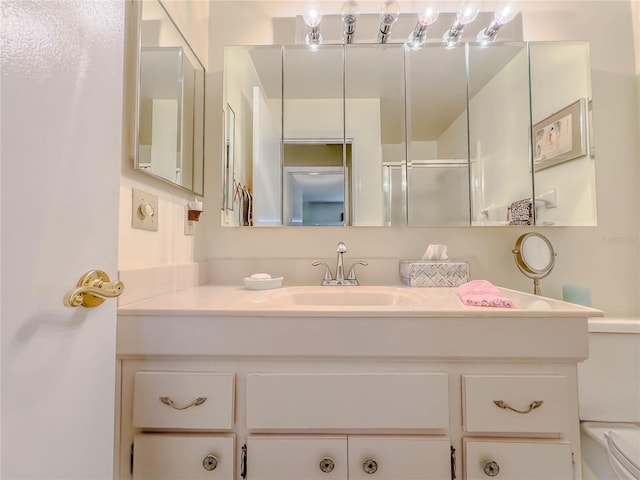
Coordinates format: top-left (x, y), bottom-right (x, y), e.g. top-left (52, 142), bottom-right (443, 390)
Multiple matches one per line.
top-left (269, 286), bottom-right (424, 307)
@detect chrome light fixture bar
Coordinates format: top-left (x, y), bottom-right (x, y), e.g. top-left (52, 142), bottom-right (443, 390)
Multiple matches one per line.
top-left (443, 0), bottom-right (479, 47)
top-left (476, 1), bottom-right (519, 44)
top-left (303, 1), bottom-right (323, 50)
top-left (341, 1), bottom-right (360, 44)
top-left (406, 1), bottom-right (440, 50)
top-left (377, 0), bottom-right (400, 44)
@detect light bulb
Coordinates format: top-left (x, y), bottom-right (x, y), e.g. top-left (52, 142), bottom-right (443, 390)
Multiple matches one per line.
top-left (341, 0), bottom-right (360, 20)
top-left (494, 1), bottom-right (518, 25)
top-left (476, 1), bottom-right (519, 44)
top-left (456, 0), bottom-right (479, 25)
top-left (303, 1), bottom-right (322, 28)
top-left (407, 1), bottom-right (439, 50)
top-left (380, 0), bottom-right (400, 26)
top-left (342, 1), bottom-right (360, 43)
top-left (417, 1), bottom-right (440, 26)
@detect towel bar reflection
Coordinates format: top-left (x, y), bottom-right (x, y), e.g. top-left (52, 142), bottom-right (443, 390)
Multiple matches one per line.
top-left (63, 270), bottom-right (124, 308)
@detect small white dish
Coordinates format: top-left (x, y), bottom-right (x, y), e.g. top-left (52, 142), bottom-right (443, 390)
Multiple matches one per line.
top-left (244, 276), bottom-right (284, 290)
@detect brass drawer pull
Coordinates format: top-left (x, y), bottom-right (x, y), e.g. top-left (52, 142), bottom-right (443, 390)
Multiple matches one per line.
top-left (159, 396), bottom-right (207, 410)
top-left (493, 399), bottom-right (543, 414)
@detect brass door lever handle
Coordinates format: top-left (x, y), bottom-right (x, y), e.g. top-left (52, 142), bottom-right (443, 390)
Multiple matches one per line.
top-left (63, 270), bottom-right (124, 308)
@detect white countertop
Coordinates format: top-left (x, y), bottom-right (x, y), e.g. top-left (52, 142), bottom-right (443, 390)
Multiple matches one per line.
top-left (117, 285), bottom-right (602, 318)
top-left (116, 285), bottom-right (601, 358)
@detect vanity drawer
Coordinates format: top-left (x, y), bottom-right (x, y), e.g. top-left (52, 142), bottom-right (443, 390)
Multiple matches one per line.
top-left (133, 371), bottom-right (235, 430)
top-left (246, 373), bottom-right (449, 430)
top-left (133, 434), bottom-right (234, 479)
top-left (462, 375), bottom-right (570, 433)
top-left (247, 435), bottom-right (348, 479)
top-left (463, 439), bottom-right (573, 480)
top-left (348, 436), bottom-right (451, 480)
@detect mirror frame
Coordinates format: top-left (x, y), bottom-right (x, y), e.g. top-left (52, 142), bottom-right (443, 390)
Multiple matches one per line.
top-left (133, 0), bottom-right (206, 195)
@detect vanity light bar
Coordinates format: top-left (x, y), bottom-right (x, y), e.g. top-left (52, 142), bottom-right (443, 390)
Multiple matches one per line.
top-left (303, 1), bottom-right (518, 49)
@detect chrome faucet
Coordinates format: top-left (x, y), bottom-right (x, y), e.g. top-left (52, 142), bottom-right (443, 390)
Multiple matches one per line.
top-left (313, 242), bottom-right (368, 286)
top-left (335, 241), bottom-right (347, 283)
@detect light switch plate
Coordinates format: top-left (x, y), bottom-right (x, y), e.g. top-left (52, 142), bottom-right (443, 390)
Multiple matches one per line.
top-left (132, 189), bottom-right (158, 231)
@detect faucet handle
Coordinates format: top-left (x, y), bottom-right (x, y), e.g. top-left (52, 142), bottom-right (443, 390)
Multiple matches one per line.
top-left (312, 261), bottom-right (333, 283)
top-left (346, 261), bottom-right (368, 283)
top-left (337, 242), bottom-right (347, 253)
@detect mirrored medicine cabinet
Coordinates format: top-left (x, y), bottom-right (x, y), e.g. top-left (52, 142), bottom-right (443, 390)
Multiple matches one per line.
top-left (133, 0), bottom-right (205, 195)
top-left (223, 41), bottom-right (596, 227)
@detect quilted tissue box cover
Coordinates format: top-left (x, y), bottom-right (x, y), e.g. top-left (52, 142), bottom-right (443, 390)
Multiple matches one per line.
top-left (399, 260), bottom-right (469, 287)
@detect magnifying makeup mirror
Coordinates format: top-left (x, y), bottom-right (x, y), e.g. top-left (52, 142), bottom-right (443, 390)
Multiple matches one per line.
top-left (512, 232), bottom-right (556, 295)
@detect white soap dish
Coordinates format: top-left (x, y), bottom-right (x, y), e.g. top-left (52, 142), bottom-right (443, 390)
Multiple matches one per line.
top-left (243, 276), bottom-right (283, 290)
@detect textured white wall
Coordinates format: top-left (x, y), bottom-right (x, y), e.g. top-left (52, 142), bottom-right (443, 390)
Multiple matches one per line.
top-left (201, 1), bottom-right (640, 316)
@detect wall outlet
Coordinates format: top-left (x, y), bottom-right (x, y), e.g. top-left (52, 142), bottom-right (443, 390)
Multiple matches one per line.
top-left (185, 207), bottom-right (194, 236)
top-left (132, 189), bottom-right (158, 232)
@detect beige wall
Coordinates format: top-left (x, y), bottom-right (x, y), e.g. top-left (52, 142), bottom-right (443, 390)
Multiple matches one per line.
top-left (198, 1), bottom-right (640, 316)
top-left (116, 1), bottom-right (639, 315)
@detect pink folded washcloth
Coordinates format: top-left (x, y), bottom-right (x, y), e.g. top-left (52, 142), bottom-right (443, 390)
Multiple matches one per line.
top-left (456, 280), bottom-right (516, 308)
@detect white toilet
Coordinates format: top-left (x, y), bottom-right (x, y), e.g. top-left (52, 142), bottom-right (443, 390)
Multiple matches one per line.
top-left (578, 318), bottom-right (640, 480)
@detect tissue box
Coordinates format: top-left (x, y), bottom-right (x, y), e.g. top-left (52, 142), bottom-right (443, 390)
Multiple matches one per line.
top-left (399, 260), bottom-right (469, 287)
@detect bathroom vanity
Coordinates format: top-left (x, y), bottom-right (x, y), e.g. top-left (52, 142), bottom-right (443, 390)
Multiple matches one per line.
top-left (115, 286), bottom-right (601, 479)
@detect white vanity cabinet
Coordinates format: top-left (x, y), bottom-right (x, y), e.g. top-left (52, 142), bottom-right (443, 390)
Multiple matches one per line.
top-left (464, 439), bottom-right (574, 479)
top-left (115, 285), bottom-right (600, 480)
top-left (462, 374), bottom-right (572, 434)
top-left (125, 370), bottom-right (237, 480)
top-left (133, 371), bottom-right (235, 430)
top-left (247, 436), bottom-right (349, 479)
top-left (347, 436), bottom-right (452, 479)
top-left (461, 374), bottom-right (576, 479)
top-left (246, 372), bottom-right (449, 430)
top-left (243, 373), bottom-right (451, 479)
top-left (246, 435), bottom-right (451, 480)
top-left (133, 434), bottom-right (235, 480)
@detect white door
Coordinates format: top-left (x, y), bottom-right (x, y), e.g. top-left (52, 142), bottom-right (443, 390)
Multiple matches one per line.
top-left (1, 1), bottom-right (124, 478)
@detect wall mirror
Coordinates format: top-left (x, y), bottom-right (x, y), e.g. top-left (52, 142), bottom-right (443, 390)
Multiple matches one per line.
top-left (405, 44), bottom-right (469, 226)
top-left (530, 42), bottom-right (596, 226)
top-left (223, 41), bottom-right (596, 227)
top-left (134, 0), bottom-right (205, 195)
